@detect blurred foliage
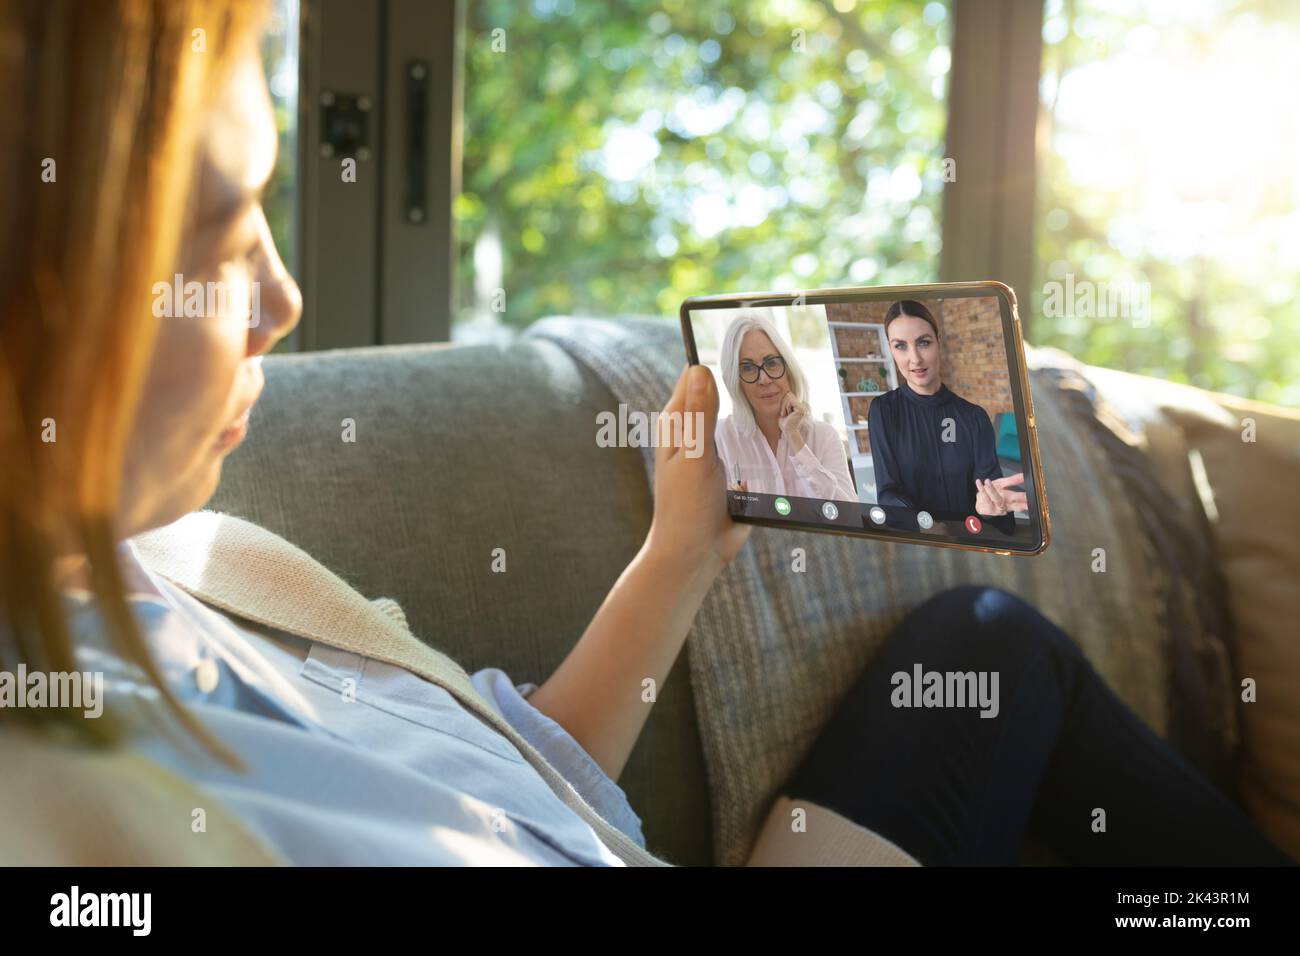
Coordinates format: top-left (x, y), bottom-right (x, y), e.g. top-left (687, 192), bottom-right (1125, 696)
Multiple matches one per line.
top-left (458, 0), bottom-right (951, 339)
top-left (263, 0), bottom-right (1297, 407)
top-left (1036, 0), bottom-right (1300, 406)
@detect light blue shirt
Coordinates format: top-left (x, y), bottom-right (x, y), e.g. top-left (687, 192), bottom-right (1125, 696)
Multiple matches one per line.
top-left (62, 540), bottom-right (644, 866)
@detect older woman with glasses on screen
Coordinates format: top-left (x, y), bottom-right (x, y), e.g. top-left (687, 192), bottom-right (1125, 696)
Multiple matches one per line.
top-left (715, 314), bottom-right (858, 502)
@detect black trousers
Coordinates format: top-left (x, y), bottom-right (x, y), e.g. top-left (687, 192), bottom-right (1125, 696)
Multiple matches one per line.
top-left (781, 585), bottom-right (1296, 866)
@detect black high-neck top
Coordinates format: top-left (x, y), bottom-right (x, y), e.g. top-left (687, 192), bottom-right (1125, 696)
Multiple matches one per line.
top-left (866, 380), bottom-right (1007, 521)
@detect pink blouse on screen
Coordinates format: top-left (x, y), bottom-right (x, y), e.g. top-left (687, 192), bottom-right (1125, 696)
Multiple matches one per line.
top-left (714, 414), bottom-right (858, 503)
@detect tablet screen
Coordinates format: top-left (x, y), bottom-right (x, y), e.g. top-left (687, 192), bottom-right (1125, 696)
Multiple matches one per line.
top-left (682, 288), bottom-right (1046, 553)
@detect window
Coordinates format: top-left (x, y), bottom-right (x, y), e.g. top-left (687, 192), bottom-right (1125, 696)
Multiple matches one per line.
top-left (457, 0), bottom-right (953, 340)
top-left (1036, 0), bottom-right (1300, 405)
top-left (262, 0), bottom-right (301, 352)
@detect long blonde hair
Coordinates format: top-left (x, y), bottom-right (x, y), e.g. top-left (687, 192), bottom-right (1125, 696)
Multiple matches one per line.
top-left (720, 312), bottom-right (809, 435)
top-left (0, 0), bottom-right (267, 757)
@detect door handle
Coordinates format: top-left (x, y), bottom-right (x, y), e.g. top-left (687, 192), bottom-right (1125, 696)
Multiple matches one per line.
top-left (404, 59), bottom-right (429, 223)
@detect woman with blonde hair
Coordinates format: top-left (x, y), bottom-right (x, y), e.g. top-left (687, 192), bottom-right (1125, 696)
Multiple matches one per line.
top-left (714, 313), bottom-right (857, 502)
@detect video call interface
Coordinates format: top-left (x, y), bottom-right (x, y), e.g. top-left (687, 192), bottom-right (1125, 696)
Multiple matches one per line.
top-left (687, 294), bottom-right (1042, 548)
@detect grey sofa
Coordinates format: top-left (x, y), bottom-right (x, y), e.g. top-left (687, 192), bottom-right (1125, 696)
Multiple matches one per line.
top-left (205, 319), bottom-right (1300, 867)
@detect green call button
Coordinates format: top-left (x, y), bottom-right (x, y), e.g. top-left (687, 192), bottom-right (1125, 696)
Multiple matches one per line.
top-left (774, 497), bottom-right (791, 516)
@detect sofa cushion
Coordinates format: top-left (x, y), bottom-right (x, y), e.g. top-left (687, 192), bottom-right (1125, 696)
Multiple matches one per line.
top-left (1087, 367), bottom-right (1300, 859)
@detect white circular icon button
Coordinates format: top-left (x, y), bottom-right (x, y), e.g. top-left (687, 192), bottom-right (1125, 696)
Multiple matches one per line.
top-left (917, 510), bottom-right (934, 530)
top-left (821, 501), bottom-right (839, 520)
top-left (869, 506), bottom-right (886, 525)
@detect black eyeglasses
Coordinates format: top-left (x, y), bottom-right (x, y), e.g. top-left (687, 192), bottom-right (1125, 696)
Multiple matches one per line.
top-left (738, 355), bottom-right (786, 383)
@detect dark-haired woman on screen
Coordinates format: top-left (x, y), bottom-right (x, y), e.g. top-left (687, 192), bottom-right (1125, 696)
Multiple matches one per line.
top-left (866, 300), bottom-right (1025, 527)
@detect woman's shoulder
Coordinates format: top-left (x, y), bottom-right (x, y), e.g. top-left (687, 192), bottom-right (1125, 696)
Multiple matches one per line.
top-left (868, 388), bottom-right (900, 417)
top-left (715, 413), bottom-right (751, 444)
top-left (945, 387), bottom-right (992, 421)
top-left (0, 725), bottom-right (284, 865)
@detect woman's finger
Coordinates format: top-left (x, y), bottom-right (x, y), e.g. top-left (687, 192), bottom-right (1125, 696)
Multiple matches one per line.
top-left (682, 364), bottom-right (717, 464)
top-left (983, 478), bottom-right (1005, 513)
top-left (659, 364), bottom-right (717, 464)
top-left (654, 365), bottom-right (692, 464)
top-left (663, 363), bottom-right (690, 414)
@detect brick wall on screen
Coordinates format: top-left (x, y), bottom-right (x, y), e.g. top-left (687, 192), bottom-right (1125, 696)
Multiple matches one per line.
top-left (938, 297), bottom-right (1012, 423)
top-left (834, 326), bottom-right (883, 359)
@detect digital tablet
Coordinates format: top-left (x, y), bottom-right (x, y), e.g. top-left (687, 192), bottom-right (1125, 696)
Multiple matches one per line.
top-left (679, 281), bottom-right (1050, 555)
